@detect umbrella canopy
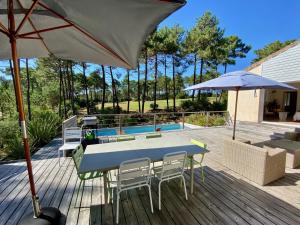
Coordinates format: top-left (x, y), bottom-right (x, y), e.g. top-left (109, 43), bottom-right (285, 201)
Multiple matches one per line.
top-left (185, 70), bottom-right (297, 140)
top-left (0, 0), bottom-right (185, 68)
top-left (185, 70), bottom-right (296, 91)
top-left (0, 0), bottom-right (185, 223)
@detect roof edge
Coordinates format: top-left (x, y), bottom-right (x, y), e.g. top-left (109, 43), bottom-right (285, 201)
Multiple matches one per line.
top-left (246, 39), bottom-right (300, 71)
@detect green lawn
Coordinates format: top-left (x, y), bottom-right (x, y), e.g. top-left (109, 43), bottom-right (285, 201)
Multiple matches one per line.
top-left (100, 97), bottom-right (218, 112)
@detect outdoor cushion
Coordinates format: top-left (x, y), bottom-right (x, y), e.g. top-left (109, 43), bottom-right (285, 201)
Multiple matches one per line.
top-left (116, 135), bottom-right (135, 142)
top-left (146, 133), bottom-right (162, 139)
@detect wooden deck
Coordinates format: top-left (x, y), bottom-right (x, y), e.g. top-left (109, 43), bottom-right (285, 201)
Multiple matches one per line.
top-left (0, 122), bottom-right (300, 225)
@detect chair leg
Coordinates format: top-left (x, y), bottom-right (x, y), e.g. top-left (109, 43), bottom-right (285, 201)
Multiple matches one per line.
top-left (158, 180), bottom-right (162, 210)
top-left (116, 192), bottom-right (120, 224)
top-left (148, 185), bottom-right (154, 213)
top-left (181, 176), bottom-right (188, 200)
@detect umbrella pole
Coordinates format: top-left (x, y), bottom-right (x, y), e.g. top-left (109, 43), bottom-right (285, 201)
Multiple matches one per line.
top-left (232, 89), bottom-right (239, 140)
top-left (8, 1), bottom-right (61, 224)
top-left (8, 0), bottom-right (41, 218)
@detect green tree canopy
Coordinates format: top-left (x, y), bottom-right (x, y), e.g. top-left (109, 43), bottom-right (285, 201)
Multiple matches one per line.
top-left (252, 40), bottom-right (295, 63)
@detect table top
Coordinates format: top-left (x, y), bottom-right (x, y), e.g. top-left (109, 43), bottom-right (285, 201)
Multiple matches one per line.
top-left (79, 134), bottom-right (208, 173)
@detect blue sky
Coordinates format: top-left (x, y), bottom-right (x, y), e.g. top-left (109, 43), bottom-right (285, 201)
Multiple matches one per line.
top-left (160, 0), bottom-right (300, 73)
top-left (1, 0), bottom-right (299, 79)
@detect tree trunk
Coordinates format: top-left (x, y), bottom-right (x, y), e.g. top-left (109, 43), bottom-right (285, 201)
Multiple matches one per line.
top-left (127, 69), bottom-right (130, 113)
top-left (82, 63), bottom-right (90, 114)
top-left (137, 63), bottom-right (141, 113)
top-left (109, 67), bottom-right (115, 110)
top-left (153, 53), bottom-right (158, 111)
top-left (59, 64), bottom-right (62, 117)
top-left (9, 60), bottom-right (19, 113)
top-left (164, 55), bottom-right (169, 110)
top-left (192, 54), bottom-right (197, 101)
top-left (197, 58), bottom-right (204, 101)
top-left (172, 54), bottom-right (176, 112)
top-left (60, 64), bottom-right (67, 118)
top-left (25, 59), bottom-right (31, 120)
top-left (101, 65), bottom-right (106, 110)
top-left (70, 62), bottom-right (75, 115)
top-left (142, 48), bottom-right (148, 113)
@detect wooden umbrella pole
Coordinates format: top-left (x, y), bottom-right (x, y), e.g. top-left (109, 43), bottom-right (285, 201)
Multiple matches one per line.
top-left (8, 0), bottom-right (40, 218)
top-left (232, 88), bottom-right (239, 140)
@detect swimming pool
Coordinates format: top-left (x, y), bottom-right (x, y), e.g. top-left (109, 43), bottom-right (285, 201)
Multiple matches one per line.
top-left (95, 123), bottom-right (182, 136)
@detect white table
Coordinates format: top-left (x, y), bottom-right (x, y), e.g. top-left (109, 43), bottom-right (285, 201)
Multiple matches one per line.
top-left (279, 112), bottom-right (288, 121)
top-left (293, 112), bottom-right (300, 121)
top-left (82, 116), bottom-right (97, 126)
top-left (79, 134), bottom-right (208, 203)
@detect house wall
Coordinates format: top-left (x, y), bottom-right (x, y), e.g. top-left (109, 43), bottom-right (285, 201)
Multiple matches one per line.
top-left (227, 65), bottom-right (265, 122)
top-left (261, 44), bottom-right (300, 82)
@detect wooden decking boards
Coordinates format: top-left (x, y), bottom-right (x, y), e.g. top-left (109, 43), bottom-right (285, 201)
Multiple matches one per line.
top-left (0, 122), bottom-right (299, 225)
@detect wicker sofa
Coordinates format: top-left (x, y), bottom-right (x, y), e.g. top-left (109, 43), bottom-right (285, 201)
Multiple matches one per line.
top-left (223, 139), bottom-right (286, 185)
top-left (284, 131), bottom-right (300, 142)
top-left (255, 139), bottom-right (300, 169)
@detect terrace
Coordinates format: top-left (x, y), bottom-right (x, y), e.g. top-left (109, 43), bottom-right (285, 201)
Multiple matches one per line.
top-left (0, 122), bottom-right (299, 225)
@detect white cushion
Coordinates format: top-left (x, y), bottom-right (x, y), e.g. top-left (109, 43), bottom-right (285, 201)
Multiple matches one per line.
top-left (59, 142), bottom-right (80, 151)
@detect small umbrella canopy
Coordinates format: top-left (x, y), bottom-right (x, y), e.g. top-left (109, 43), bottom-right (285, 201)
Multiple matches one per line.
top-left (0, 0), bottom-right (185, 68)
top-left (0, 0), bottom-right (185, 222)
top-left (185, 70), bottom-right (297, 140)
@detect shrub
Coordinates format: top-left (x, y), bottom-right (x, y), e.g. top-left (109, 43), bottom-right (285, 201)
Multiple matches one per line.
top-left (0, 120), bottom-right (24, 159)
top-left (150, 103), bottom-right (159, 110)
top-left (210, 101), bottom-right (227, 111)
top-left (180, 97), bottom-right (211, 111)
top-left (27, 111), bottom-right (61, 147)
top-left (185, 113), bottom-right (226, 127)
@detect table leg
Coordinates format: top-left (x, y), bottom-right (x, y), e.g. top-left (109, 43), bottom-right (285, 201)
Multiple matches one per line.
top-left (103, 171), bottom-right (108, 205)
top-left (189, 156), bottom-right (194, 194)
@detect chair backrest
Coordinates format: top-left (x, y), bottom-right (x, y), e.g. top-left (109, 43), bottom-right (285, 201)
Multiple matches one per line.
top-left (72, 145), bottom-right (84, 172)
top-left (118, 157), bottom-right (151, 187)
top-left (161, 151), bottom-right (187, 178)
top-left (191, 139), bottom-right (207, 164)
top-left (191, 139), bottom-right (207, 149)
top-left (64, 127), bottom-right (82, 143)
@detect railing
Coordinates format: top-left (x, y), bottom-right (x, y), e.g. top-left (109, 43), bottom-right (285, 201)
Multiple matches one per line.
top-left (78, 111), bottom-right (230, 133)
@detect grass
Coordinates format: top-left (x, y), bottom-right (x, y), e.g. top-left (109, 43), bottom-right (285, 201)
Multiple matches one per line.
top-left (98, 97), bottom-right (218, 112)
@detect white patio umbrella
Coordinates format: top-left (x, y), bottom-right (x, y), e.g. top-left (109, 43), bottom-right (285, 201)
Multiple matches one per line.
top-left (0, 0), bottom-right (185, 224)
top-left (185, 71), bottom-right (297, 140)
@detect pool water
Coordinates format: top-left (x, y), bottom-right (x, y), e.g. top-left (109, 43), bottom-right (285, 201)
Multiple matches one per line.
top-left (96, 123), bottom-right (182, 136)
top-left (96, 128), bottom-right (117, 136)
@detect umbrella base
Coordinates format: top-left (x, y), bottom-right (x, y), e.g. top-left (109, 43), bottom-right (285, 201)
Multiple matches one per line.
top-left (20, 207), bottom-right (61, 225)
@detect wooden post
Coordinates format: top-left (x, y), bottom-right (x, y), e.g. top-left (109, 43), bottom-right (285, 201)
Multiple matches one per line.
top-left (233, 89), bottom-right (239, 140)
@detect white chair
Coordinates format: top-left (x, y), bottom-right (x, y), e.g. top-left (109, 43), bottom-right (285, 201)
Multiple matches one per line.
top-left (115, 157), bottom-right (153, 224)
top-left (153, 151), bottom-right (188, 210)
top-left (58, 127), bottom-right (82, 166)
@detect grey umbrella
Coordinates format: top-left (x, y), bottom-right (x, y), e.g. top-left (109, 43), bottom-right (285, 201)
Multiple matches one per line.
top-left (0, 0), bottom-right (185, 224)
top-left (185, 70), bottom-right (297, 140)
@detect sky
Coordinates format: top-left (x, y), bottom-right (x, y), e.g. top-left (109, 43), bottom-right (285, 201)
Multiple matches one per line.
top-left (0, 0), bottom-right (300, 79)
